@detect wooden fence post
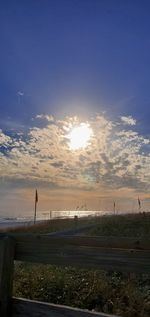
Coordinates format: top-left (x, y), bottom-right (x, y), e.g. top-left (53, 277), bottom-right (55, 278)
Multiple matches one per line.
top-left (0, 236), bottom-right (15, 317)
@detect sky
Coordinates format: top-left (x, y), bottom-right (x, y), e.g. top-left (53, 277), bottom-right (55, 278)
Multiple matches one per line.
top-left (0, 0), bottom-right (150, 217)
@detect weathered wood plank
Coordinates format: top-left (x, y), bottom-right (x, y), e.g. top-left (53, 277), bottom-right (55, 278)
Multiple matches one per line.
top-left (0, 237), bottom-right (14, 317)
top-left (12, 235), bottom-right (150, 273)
top-left (3, 234), bottom-right (150, 250)
top-left (12, 298), bottom-right (118, 317)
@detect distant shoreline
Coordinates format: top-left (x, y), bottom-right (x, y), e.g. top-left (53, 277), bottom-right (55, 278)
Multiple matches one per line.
top-left (0, 210), bottom-right (148, 230)
top-left (0, 219), bottom-right (44, 229)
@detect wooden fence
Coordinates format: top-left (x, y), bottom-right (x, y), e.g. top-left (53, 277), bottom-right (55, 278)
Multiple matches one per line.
top-left (0, 233), bottom-right (150, 317)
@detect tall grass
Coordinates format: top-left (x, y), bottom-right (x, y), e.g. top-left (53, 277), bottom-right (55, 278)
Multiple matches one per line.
top-left (87, 212), bottom-right (150, 237)
top-left (7, 212), bottom-right (150, 317)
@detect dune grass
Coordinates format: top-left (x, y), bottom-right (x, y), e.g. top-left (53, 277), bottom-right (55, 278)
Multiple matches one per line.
top-left (87, 212), bottom-right (150, 238)
top-left (13, 263), bottom-right (150, 317)
top-left (11, 212), bottom-right (150, 317)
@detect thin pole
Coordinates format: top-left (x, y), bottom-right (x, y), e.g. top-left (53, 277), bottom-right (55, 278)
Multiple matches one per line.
top-left (34, 199), bottom-right (37, 224)
top-left (138, 197), bottom-right (141, 213)
top-left (34, 189), bottom-right (38, 224)
top-left (113, 201), bottom-right (116, 215)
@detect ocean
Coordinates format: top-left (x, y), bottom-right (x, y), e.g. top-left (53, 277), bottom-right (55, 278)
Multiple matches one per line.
top-left (0, 210), bottom-right (109, 229)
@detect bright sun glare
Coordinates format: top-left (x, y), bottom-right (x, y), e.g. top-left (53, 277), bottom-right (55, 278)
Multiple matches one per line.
top-left (67, 123), bottom-right (93, 150)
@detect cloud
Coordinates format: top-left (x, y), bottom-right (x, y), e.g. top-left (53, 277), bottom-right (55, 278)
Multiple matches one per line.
top-left (120, 115), bottom-right (136, 126)
top-left (0, 129), bottom-right (12, 146)
top-left (17, 91), bottom-right (24, 96)
top-left (35, 114), bottom-right (54, 122)
top-left (0, 114), bottom-right (150, 200)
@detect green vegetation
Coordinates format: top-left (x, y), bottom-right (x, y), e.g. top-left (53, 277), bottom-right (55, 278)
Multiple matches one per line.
top-left (11, 213), bottom-right (150, 317)
top-left (13, 263), bottom-right (150, 317)
top-left (87, 213), bottom-right (150, 238)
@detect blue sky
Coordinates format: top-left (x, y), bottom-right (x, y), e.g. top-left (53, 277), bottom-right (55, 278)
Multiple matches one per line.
top-left (0, 1), bottom-right (150, 216)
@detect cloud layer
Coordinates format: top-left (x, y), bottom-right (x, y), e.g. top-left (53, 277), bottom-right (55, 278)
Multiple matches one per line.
top-left (0, 114), bottom-right (150, 198)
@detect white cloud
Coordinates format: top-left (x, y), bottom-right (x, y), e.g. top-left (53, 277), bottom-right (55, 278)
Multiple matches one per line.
top-left (35, 114), bottom-right (54, 122)
top-left (0, 129), bottom-right (12, 146)
top-left (17, 91), bottom-right (24, 96)
top-left (0, 114), bottom-right (150, 194)
top-left (120, 115), bottom-right (136, 126)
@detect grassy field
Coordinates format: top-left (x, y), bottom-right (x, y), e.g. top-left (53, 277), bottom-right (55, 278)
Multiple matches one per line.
top-left (10, 213), bottom-right (150, 317)
top-left (87, 212), bottom-right (150, 237)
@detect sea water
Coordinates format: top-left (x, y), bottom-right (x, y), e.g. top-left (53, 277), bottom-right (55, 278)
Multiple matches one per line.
top-left (0, 210), bottom-right (113, 229)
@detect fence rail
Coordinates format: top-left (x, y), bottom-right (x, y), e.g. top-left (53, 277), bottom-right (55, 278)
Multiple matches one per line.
top-left (12, 298), bottom-right (117, 317)
top-left (0, 233), bottom-right (150, 317)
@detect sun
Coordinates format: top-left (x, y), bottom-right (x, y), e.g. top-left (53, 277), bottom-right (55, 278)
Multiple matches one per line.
top-left (67, 123), bottom-right (93, 150)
